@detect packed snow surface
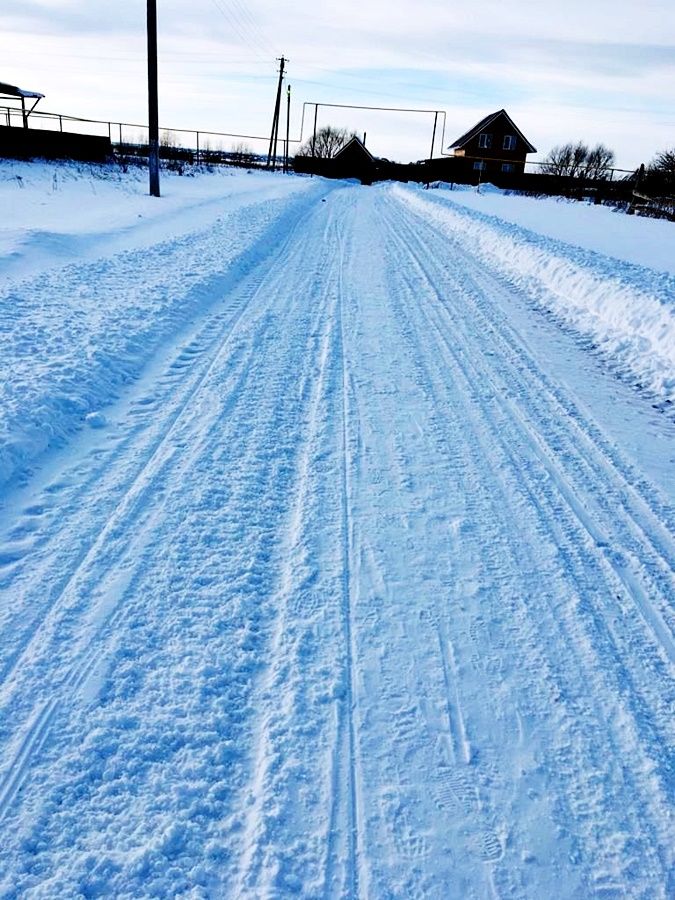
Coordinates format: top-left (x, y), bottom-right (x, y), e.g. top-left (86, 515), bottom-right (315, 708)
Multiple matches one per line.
top-left (0, 163), bottom-right (674, 898)
top-left (432, 182), bottom-right (675, 276)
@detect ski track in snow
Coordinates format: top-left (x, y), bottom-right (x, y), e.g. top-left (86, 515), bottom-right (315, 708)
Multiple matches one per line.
top-left (0, 180), bottom-right (673, 898)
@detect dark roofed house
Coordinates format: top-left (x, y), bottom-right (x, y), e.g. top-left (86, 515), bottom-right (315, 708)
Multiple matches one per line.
top-left (330, 136), bottom-right (377, 185)
top-left (448, 109), bottom-right (536, 178)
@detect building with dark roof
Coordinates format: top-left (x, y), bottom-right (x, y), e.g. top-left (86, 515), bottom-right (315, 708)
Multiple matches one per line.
top-left (447, 109), bottom-right (536, 177)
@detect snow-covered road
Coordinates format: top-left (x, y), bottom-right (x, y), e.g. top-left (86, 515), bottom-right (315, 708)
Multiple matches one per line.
top-left (0, 178), bottom-right (674, 898)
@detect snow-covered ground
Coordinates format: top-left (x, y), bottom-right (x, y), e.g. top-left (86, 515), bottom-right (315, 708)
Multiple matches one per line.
top-left (0, 162), bottom-right (674, 898)
top-left (410, 185), bottom-right (675, 404)
top-left (431, 182), bottom-right (675, 276)
top-left (0, 162), bottom-right (322, 490)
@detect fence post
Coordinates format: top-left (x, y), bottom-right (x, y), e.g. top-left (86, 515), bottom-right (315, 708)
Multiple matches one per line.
top-left (196, 131), bottom-right (200, 165)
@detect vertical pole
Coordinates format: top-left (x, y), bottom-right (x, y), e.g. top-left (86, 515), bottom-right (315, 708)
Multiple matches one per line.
top-left (59, 115), bottom-right (63, 132)
top-left (311, 103), bottom-right (318, 158)
top-left (21, 96), bottom-right (28, 129)
top-left (284, 84), bottom-right (291, 172)
top-left (147, 0), bottom-right (160, 197)
top-left (196, 131), bottom-right (200, 165)
top-left (429, 111), bottom-right (438, 160)
top-left (119, 122), bottom-right (122, 145)
top-left (267, 56), bottom-right (285, 169)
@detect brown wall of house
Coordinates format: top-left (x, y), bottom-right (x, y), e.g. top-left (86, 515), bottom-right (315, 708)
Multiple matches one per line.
top-left (458, 119), bottom-right (529, 176)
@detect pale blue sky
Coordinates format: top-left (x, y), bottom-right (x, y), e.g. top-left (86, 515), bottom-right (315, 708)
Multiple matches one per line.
top-left (2, 0), bottom-right (673, 167)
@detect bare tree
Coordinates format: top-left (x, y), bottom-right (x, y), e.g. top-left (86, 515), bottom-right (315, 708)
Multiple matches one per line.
top-left (541, 141), bottom-right (615, 179)
top-left (296, 125), bottom-right (357, 159)
top-left (647, 148), bottom-right (675, 189)
top-left (160, 129), bottom-right (177, 149)
top-left (541, 142), bottom-right (585, 177)
top-left (584, 144), bottom-right (615, 179)
top-left (230, 141), bottom-right (254, 164)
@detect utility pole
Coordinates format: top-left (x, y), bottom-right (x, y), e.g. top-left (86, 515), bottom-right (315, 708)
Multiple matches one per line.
top-left (147, 0), bottom-right (160, 197)
top-left (426, 111), bottom-right (439, 187)
top-left (284, 84), bottom-right (291, 172)
top-left (429, 111), bottom-right (438, 160)
top-left (311, 103), bottom-right (318, 158)
top-left (267, 56), bottom-right (285, 170)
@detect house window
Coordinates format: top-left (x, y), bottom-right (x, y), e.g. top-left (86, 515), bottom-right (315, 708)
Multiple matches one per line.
top-left (503, 135), bottom-right (516, 150)
top-left (478, 133), bottom-right (492, 149)
top-left (501, 163), bottom-right (515, 173)
top-left (473, 160), bottom-right (486, 171)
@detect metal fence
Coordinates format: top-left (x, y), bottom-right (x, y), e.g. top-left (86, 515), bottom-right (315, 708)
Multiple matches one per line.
top-left (2, 102), bottom-right (672, 218)
top-left (0, 104), bottom-right (292, 166)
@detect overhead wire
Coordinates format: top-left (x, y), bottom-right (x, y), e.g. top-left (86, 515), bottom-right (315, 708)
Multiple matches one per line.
top-left (207, 0), bottom-right (276, 66)
top-left (228, 0), bottom-right (277, 58)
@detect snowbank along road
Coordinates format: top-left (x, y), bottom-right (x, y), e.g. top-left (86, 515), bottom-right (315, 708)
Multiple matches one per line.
top-left (0, 173), bottom-right (674, 899)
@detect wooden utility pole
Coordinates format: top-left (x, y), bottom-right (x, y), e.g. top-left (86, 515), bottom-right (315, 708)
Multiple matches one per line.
top-left (267, 56), bottom-right (285, 170)
top-left (147, 0), bottom-right (160, 197)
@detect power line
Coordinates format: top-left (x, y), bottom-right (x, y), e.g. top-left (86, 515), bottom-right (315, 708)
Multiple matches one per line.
top-left (207, 0), bottom-right (273, 64)
top-left (228, 0), bottom-right (277, 57)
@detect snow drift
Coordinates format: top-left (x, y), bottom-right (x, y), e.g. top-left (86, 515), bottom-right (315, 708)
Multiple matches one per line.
top-left (397, 185), bottom-right (675, 404)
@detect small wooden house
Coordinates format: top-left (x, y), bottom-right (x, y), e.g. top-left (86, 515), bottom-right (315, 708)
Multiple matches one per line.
top-left (447, 109), bottom-right (536, 177)
top-left (330, 136), bottom-right (377, 185)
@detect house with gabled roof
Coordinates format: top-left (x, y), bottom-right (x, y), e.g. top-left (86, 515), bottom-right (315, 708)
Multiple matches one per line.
top-left (448, 109), bottom-right (536, 177)
top-left (330, 136), bottom-right (377, 184)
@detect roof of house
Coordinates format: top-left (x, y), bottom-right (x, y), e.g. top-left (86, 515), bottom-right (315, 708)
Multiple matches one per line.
top-left (334, 136), bottom-right (376, 162)
top-left (448, 109), bottom-right (536, 153)
top-left (0, 81), bottom-right (44, 100)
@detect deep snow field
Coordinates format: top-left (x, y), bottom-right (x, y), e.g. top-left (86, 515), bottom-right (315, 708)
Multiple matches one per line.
top-left (0, 160), bottom-right (674, 898)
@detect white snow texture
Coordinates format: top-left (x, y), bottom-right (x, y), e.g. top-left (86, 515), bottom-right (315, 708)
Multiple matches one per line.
top-left (0, 161), bottom-right (674, 899)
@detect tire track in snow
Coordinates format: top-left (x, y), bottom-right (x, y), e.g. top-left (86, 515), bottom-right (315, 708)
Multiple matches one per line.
top-left (0, 201), bottom-right (318, 690)
top-left (0, 698), bottom-right (59, 819)
top-left (323, 190), bottom-right (506, 896)
top-left (386, 193), bottom-right (675, 757)
top-left (0, 199), bottom-right (333, 826)
top-left (0, 329), bottom-right (259, 824)
top-left (379, 229), bottom-right (615, 893)
top-left (230, 200), bottom-right (356, 898)
top-left (397, 188), bottom-right (675, 643)
top-left (380, 189), bottom-right (673, 891)
top-left (363, 206), bottom-right (516, 896)
top-left (335, 225), bottom-right (362, 898)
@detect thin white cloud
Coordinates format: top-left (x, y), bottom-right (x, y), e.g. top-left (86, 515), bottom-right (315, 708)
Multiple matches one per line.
top-left (1, 0), bottom-right (673, 166)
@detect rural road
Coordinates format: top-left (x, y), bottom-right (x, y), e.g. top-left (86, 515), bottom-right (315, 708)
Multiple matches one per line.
top-left (0, 183), bottom-right (673, 898)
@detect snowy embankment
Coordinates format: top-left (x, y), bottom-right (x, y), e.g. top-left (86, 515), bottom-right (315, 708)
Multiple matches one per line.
top-left (397, 184), bottom-right (675, 404)
top-left (0, 162), bottom-right (321, 491)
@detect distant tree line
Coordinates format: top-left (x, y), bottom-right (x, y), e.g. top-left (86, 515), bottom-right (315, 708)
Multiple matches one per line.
top-left (296, 125), bottom-right (357, 159)
top-left (540, 139), bottom-right (675, 193)
top-left (646, 148), bottom-right (675, 191)
top-left (541, 141), bottom-right (615, 179)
